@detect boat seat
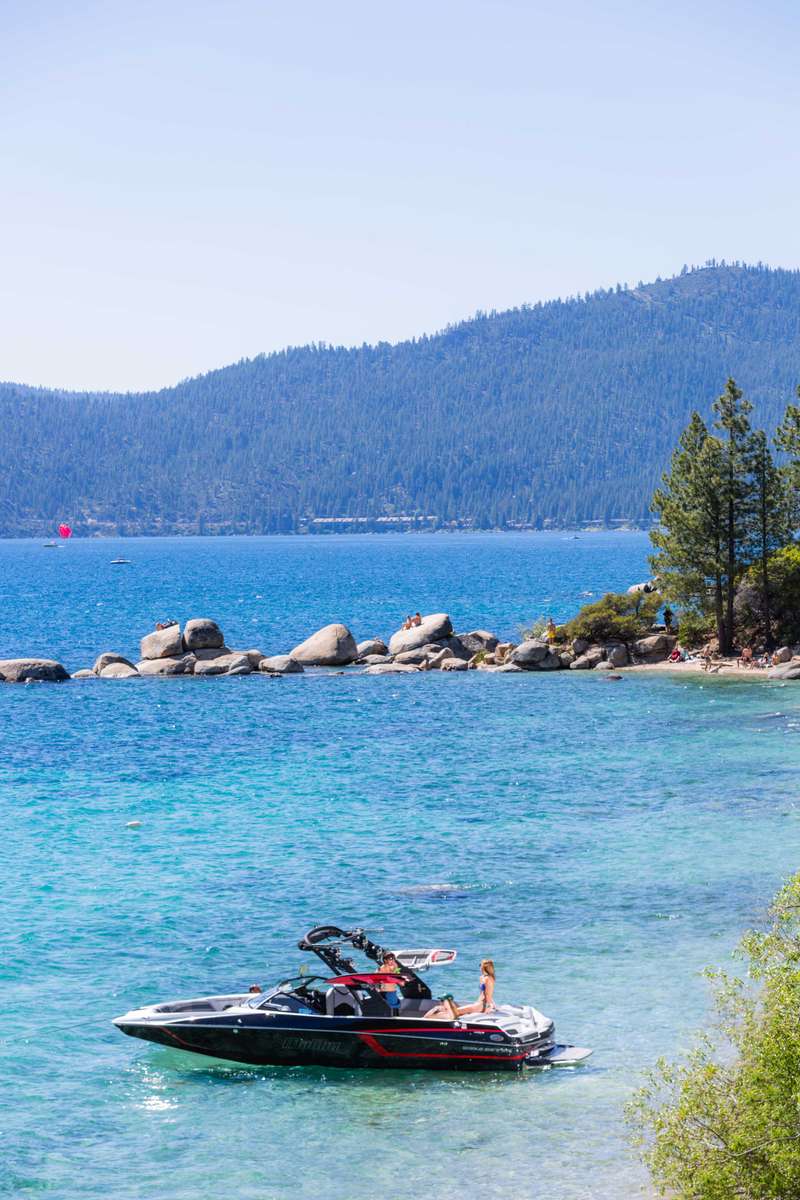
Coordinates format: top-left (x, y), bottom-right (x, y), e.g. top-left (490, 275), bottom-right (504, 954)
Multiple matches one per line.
top-left (398, 998), bottom-right (439, 1017)
top-left (325, 985), bottom-right (361, 1017)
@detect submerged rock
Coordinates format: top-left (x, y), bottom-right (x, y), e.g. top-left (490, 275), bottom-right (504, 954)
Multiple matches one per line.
top-left (183, 618), bottom-right (225, 651)
top-left (140, 624), bottom-right (183, 660)
top-left (0, 658), bottom-right (70, 683)
top-left (388, 613), bottom-right (453, 655)
top-left (290, 623), bottom-right (359, 666)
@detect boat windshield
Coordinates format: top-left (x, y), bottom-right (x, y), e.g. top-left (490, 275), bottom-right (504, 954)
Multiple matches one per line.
top-left (246, 975), bottom-right (329, 1008)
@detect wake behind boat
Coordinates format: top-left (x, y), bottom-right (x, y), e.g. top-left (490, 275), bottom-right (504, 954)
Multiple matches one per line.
top-left (113, 925), bottom-right (592, 1072)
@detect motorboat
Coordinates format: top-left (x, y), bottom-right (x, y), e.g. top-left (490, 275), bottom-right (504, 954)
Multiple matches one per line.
top-left (113, 925), bottom-right (591, 1072)
top-left (110, 558), bottom-right (131, 565)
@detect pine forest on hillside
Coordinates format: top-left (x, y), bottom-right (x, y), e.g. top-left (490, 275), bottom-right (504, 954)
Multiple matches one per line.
top-left (3, 262), bottom-right (800, 537)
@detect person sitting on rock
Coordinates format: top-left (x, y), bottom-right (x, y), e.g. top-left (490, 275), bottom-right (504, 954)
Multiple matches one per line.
top-left (412, 612), bottom-right (422, 626)
top-left (402, 615), bottom-right (413, 630)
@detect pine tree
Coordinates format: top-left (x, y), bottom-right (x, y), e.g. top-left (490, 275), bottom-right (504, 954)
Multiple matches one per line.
top-left (649, 413), bottom-right (726, 647)
top-left (775, 385), bottom-right (800, 525)
top-left (747, 430), bottom-right (791, 649)
top-left (713, 379), bottom-right (754, 653)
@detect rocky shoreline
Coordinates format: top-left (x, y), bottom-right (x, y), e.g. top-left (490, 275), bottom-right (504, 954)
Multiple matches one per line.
top-left (2, 610), bottom-right (799, 685)
top-left (0, 611), bottom-right (668, 683)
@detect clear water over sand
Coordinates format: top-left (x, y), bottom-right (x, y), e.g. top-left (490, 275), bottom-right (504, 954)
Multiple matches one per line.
top-left (2, 533), bottom-right (799, 1199)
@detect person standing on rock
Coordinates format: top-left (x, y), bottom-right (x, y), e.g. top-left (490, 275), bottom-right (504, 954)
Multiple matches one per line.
top-left (546, 617), bottom-right (557, 644)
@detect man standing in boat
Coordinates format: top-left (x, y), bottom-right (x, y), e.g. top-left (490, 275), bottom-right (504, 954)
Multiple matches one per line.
top-left (377, 951), bottom-right (403, 1015)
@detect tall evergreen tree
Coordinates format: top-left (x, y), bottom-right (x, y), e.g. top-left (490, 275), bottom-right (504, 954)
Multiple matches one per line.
top-left (713, 378), bottom-right (754, 653)
top-left (775, 385), bottom-right (800, 525)
top-left (650, 413), bottom-right (726, 647)
top-left (747, 430), bottom-right (791, 649)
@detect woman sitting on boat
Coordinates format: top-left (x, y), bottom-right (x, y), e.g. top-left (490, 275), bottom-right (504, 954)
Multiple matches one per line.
top-left (457, 959), bottom-right (497, 1016)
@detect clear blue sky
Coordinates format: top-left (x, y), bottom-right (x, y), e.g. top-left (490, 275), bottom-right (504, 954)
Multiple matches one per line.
top-left (2, 0), bottom-right (799, 391)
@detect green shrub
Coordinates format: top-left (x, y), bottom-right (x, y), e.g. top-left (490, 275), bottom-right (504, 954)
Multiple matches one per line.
top-left (560, 591), bottom-right (660, 644)
top-left (628, 871), bottom-right (800, 1200)
top-left (675, 609), bottom-right (712, 649)
top-left (519, 615), bottom-right (548, 640)
top-left (734, 543), bottom-right (800, 647)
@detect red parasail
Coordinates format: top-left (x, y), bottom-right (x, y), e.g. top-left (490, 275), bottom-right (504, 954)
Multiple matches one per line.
top-left (58, 524), bottom-right (72, 539)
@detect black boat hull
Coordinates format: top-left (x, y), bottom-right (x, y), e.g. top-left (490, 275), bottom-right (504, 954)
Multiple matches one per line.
top-left (116, 1014), bottom-right (546, 1072)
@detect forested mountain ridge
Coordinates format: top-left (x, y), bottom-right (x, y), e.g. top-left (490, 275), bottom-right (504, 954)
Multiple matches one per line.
top-left (3, 262), bottom-right (800, 536)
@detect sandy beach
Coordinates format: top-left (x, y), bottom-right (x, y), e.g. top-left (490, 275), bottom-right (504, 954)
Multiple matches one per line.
top-left (623, 657), bottom-right (781, 679)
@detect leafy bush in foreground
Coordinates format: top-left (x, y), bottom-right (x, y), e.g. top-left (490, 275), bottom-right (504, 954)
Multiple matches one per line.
top-left (559, 592), bottom-right (660, 644)
top-left (628, 871), bottom-right (800, 1200)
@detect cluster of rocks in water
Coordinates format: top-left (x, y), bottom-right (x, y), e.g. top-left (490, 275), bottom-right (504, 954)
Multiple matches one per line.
top-left (0, 612), bottom-right (690, 684)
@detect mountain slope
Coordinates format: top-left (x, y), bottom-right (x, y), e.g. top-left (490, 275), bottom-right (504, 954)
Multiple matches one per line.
top-left (3, 262), bottom-right (800, 535)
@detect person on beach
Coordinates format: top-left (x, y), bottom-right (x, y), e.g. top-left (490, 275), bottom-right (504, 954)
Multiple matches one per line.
top-left (738, 646), bottom-right (754, 669)
top-left (377, 951), bottom-right (403, 1015)
top-left (546, 617), bottom-right (557, 643)
top-left (457, 959), bottom-right (497, 1015)
top-left (663, 606), bottom-right (673, 632)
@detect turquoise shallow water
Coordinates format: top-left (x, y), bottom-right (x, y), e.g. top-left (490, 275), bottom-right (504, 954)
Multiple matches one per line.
top-left (2, 533), bottom-right (800, 1200)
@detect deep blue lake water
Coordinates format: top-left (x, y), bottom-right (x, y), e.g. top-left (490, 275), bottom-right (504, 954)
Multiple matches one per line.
top-left (2, 532), bottom-right (799, 1200)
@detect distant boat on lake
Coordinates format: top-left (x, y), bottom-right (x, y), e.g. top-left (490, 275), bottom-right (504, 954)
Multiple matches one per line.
top-left (110, 557), bottom-right (131, 565)
top-left (43, 542), bottom-right (58, 548)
